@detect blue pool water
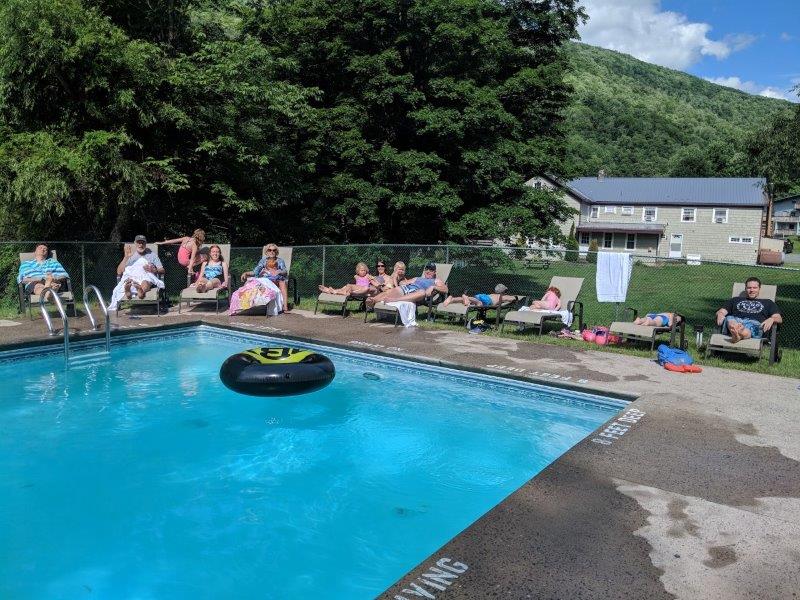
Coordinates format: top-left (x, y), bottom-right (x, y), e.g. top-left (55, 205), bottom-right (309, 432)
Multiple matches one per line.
top-left (0, 327), bottom-right (623, 599)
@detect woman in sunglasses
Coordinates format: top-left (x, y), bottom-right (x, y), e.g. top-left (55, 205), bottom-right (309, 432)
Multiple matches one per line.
top-left (239, 244), bottom-right (289, 312)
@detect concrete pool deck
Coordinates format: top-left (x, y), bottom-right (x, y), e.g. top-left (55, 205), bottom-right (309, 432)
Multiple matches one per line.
top-left (2, 307), bottom-right (799, 599)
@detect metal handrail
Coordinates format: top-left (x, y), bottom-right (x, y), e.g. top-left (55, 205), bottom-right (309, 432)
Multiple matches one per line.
top-left (40, 287), bottom-right (69, 361)
top-left (83, 284), bottom-right (111, 353)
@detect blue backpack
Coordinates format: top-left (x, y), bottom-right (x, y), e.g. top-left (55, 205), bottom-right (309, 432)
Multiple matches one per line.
top-left (657, 344), bottom-right (694, 366)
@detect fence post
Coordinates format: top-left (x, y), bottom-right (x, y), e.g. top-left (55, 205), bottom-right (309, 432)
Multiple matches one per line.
top-left (322, 246), bottom-right (326, 286)
top-left (445, 245), bottom-right (449, 264)
top-left (80, 243), bottom-right (86, 294)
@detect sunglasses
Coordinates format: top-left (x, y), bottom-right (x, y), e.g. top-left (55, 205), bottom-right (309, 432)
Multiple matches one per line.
top-left (376, 264), bottom-right (386, 268)
top-left (266, 249), bottom-right (278, 253)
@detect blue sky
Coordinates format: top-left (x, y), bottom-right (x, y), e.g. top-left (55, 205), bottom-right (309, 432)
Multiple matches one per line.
top-left (578, 0), bottom-right (799, 102)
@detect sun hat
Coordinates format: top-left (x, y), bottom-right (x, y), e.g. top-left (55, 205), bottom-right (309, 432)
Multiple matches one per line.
top-left (494, 283), bottom-right (508, 294)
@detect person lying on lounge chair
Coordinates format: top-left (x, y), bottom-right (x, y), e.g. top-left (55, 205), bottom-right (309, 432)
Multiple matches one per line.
top-left (441, 284), bottom-right (510, 308)
top-left (366, 262), bottom-right (447, 307)
top-left (318, 262), bottom-right (377, 296)
top-left (634, 312), bottom-right (675, 327)
top-left (715, 277), bottom-right (782, 343)
top-left (18, 244), bottom-right (69, 297)
top-left (115, 235), bottom-right (164, 300)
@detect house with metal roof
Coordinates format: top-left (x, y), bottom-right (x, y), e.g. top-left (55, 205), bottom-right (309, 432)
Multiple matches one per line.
top-left (527, 174), bottom-right (768, 264)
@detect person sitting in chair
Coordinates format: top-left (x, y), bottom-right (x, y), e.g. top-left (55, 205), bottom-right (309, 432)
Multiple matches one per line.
top-left (366, 262), bottom-right (447, 307)
top-left (18, 244), bottom-right (69, 298)
top-left (715, 277), bottom-right (782, 343)
top-left (116, 235), bottom-right (165, 300)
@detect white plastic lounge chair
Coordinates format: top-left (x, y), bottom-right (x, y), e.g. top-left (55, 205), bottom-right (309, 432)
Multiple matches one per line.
top-left (365, 263), bottom-right (453, 326)
top-left (178, 244), bottom-right (231, 314)
top-left (116, 243), bottom-right (164, 316)
top-left (17, 250), bottom-right (76, 319)
top-left (609, 309), bottom-right (687, 350)
top-left (706, 283), bottom-right (781, 365)
top-left (500, 276), bottom-right (585, 335)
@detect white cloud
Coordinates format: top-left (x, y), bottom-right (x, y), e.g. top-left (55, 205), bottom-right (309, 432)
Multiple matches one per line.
top-left (578, 0), bottom-right (752, 69)
top-left (705, 76), bottom-right (794, 102)
top-left (780, 32), bottom-right (794, 42)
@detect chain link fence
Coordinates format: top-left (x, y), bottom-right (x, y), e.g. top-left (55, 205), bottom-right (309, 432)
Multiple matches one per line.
top-left (2, 242), bottom-right (798, 349)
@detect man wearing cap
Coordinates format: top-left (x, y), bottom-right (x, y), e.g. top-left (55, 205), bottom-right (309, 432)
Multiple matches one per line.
top-left (366, 262), bottom-right (448, 307)
top-left (441, 284), bottom-right (510, 308)
top-left (116, 235), bottom-right (165, 300)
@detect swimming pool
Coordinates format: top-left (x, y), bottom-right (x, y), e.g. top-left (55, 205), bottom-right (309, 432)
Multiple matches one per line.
top-left (0, 325), bottom-right (625, 599)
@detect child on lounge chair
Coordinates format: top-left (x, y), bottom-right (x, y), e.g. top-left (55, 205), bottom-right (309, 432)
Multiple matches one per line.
top-left (527, 286), bottom-right (561, 311)
top-left (318, 262), bottom-right (375, 296)
top-left (195, 245), bottom-right (228, 293)
top-left (442, 284), bottom-right (510, 307)
top-left (634, 312), bottom-right (674, 327)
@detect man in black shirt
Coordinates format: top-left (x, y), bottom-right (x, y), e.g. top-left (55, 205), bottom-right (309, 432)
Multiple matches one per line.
top-left (715, 277), bottom-right (782, 343)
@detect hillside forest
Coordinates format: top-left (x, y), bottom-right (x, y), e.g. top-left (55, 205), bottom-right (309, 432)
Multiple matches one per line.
top-left (0, 1), bottom-right (797, 245)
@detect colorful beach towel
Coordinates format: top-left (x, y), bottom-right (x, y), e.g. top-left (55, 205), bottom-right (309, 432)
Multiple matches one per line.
top-left (229, 278), bottom-right (280, 315)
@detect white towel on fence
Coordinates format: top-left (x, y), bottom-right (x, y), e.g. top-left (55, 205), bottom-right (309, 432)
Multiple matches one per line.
top-left (108, 257), bottom-right (165, 310)
top-left (518, 306), bottom-right (573, 327)
top-left (387, 301), bottom-right (418, 327)
top-left (596, 252), bottom-right (632, 302)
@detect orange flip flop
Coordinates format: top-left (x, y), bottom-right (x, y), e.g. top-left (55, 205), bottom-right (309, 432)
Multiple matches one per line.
top-left (682, 364), bottom-right (703, 373)
top-left (664, 363), bottom-right (685, 373)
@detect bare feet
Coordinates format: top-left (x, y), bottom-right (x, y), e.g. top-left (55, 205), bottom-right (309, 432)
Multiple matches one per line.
top-left (318, 285), bottom-right (333, 294)
top-left (461, 294), bottom-right (470, 306)
top-left (442, 295), bottom-right (454, 306)
top-left (728, 322), bottom-right (741, 343)
top-left (137, 286), bottom-right (146, 300)
top-left (633, 317), bottom-right (645, 325)
top-left (124, 280), bottom-right (133, 300)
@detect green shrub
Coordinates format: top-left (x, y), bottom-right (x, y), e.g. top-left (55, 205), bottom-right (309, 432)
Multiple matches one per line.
top-left (564, 237), bottom-right (579, 262)
top-left (586, 239), bottom-right (599, 264)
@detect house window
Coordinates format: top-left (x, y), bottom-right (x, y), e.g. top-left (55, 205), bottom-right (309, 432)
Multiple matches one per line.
top-left (579, 232), bottom-right (590, 245)
top-left (643, 207), bottom-right (657, 222)
top-left (621, 206), bottom-right (634, 216)
top-left (604, 206), bottom-right (616, 213)
top-left (729, 236), bottom-right (754, 244)
top-left (741, 236), bottom-right (753, 244)
top-left (590, 206), bottom-right (599, 219)
top-left (626, 233), bottom-right (636, 250)
top-left (712, 208), bottom-right (728, 223)
top-left (533, 181), bottom-right (543, 189)
top-left (603, 232), bottom-right (613, 248)
top-left (681, 208), bottom-right (696, 222)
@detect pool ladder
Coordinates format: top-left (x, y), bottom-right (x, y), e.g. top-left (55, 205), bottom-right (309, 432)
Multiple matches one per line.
top-left (40, 284), bottom-right (111, 365)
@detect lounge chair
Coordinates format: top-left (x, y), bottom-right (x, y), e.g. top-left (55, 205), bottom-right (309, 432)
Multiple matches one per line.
top-left (178, 244), bottom-right (231, 314)
top-left (236, 246), bottom-right (298, 315)
top-left (365, 263), bottom-right (453, 326)
top-left (500, 276), bottom-right (585, 335)
top-left (706, 283), bottom-right (781, 365)
top-left (115, 243), bottom-right (164, 316)
top-left (17, 250), bottom-right (76, 319)
top-left (434, 292), bottom-right (526, 327)
top-left (609, 309), bottom-right (687, 350)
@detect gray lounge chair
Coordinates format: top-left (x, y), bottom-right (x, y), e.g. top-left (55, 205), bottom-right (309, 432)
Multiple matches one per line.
top-left (706, 283), bottom-right (781, 365)
top-left (17, 250), bottom-right (76, 319)
top-left (115, 243), bottom-right (164, 316)
top-left (435, 292), bottom-right (526, 327)
top-left (236, 245), bottom-right (298, 315)
top-left (178, 244), bottom-right (231, 314)
top-left (365, 263), bottom-right (453, 326)
top-left (609, 309), bottom-right (686, 350)
top-left (500, 276), bottom-right (585, 335)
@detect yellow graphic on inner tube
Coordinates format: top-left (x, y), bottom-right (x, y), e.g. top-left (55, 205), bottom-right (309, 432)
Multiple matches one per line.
top-left (241, 347), bottom-right (316, 364)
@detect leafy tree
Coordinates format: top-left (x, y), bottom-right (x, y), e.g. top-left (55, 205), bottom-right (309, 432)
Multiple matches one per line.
top-left (745, 96), bottom-right (800, 196)
top-left (250, 0), bottom-right (583, 243)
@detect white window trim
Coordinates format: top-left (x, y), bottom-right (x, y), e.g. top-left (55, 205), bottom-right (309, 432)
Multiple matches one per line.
top-left (590, 206), bottom-right (599, 219)
top-left (681, 207), bottom-right (696, 223)
top-left (642, 207), bottom-right (658, 222)
top-left (604, 206), bottom-right (616, 214)
top-left (603, 232), bottom-right (613, 249)
top-left (729, 236), bottom-right (754, 244)
top-left (621, 206), bottom-right (634, 216)
top-left (579, 232), bottom-right (590, 245)
top-left (712, 208), bottom-right (729, 224)
top-left (626, 233), bottom-right (636, 250)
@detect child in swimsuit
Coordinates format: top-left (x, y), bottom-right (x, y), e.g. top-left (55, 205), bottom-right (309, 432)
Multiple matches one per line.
top-left (634, 312), bottom-right (674, 327)
top-left (318, 262), bottom-right (375, 296)
top-left (529, 286), bottom-right (561, 310)
top-left (195, 244), bottom-right (228, 293)
top-left (160, 229), bottom-right (206, 274)
top-left (441, 284), bottom-right (512, 308)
